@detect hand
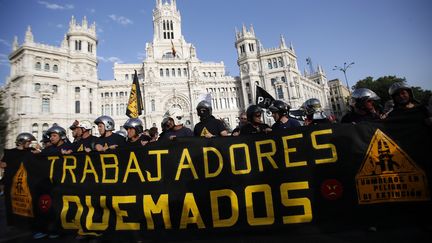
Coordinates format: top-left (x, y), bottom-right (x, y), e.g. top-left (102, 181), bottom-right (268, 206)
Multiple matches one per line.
top-left (232, 131), bottom-right (240, 136)
top-left (84, 147), bottom-right (92, 153)
top-left (61, 149), bottom-right (73, 155)
top-left (95, 144), bottom-right (105, 152)
top-left (108, 145), bottom-right (118, 150)
top-left (169, 135), bottom-right (177, 140)
top-left (141, 140), bottom-right (149, 146)
top-left (264, 128), bottom-right (272, 133)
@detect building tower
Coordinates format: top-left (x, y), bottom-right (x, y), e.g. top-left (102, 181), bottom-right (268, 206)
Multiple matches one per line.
top-left (235, 24), bottom-right (260, 106)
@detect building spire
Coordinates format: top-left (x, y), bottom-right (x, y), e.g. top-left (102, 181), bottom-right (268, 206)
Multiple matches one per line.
top-left (12, 36), bottom-right (18, 51)
top-left (250, 24), bottom-right (255, 35)
top-left (24, 26), bottom-right (34, 43)
top-left (280, 34), bottom-right (286, 48)
top-left (82, 16), bottom-right (88, 29)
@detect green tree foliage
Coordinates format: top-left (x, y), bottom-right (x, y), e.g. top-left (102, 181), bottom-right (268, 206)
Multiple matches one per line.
top-left (352, 76), bottom-right (431, 105)
top-left (0, 91), bottom-right (8, 155)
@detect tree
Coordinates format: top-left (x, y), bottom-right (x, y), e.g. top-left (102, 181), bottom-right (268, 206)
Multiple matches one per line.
top-left (352, 76), bottom-right (431, 105)
top-left (0, 91), bottom-right (8, 156)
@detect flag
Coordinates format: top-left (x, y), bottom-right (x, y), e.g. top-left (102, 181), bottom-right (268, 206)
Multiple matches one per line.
top-left (171, 40), bottom-right (176, 57)
top-left (126, 70), bottom-right (144, 118)
top-left (256, 86), bottom-right (275, 109)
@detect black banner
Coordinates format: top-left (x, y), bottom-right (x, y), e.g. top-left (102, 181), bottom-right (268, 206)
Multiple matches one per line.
top-left (3, 120), bottom-right (432, 240)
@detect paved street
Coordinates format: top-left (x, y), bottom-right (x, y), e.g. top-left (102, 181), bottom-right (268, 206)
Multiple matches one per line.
top-left (1, 195), bottom-right (431, 243)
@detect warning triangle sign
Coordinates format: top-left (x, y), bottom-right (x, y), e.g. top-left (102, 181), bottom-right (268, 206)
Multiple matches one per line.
top-left (355, 129), bottom-right (429, 204)
top-left (11, 162), bottom-right (34, 217)
top-left (200, 127), bottom-right (211, 137)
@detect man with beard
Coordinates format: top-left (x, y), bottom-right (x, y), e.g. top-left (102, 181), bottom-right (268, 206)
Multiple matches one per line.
top-left (193, 100), bottom-right (228, 138)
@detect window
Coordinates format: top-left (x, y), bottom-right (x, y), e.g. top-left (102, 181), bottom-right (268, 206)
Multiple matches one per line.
top-left (125, 74), bottom-right (129, 80)
top-left (281, 77), bottom-right (286, 83)
top-left (75, 87), bottom-right (80, 93)
top-left (75, 100), bottom-right (80, 113)
top-left (32, 123), bottom-right (38, 140)
top-left (273, 58), bottom-right (278, 68)
top-left (166, 68), bottom-right (169, 77)
top-left (52, 85), bottom-right (58, 93)
top-left (278, 57), bottom-right (284, 67)
top-left (183, 68), bottom-right (187, 76)
top-left (151, 99), bottom-right (155, 112)
top-left (89, 101), bottom-right (92, 114)
top-left (267, 59), bottom-right (272, 69)
top-left (89, 88), bottom-right (92, 94)
top-left (42, 98), bottom-right (50, 113)
top-left (178, 68), bottom-right (181, 77)
top-left (53, 64), bottom-right (58, 72)
top-left (172, 68), bottom-right (175, 77)
top-left (35, 62), bottom-right (41, 70)
top-left (44, 63), bottom-right (50, 71)
top-left (276, 86), bottom-right (284, 99)
top-left (249, 43), bottom-right (254, 52)
top-left (240, 44), bottom-right (245, 54)
top-left (42, 123), bottom-right (49, 133)
top-left (160, 69), bottom-right (164, 77)
top-left (35, 83), bottom-right (41, 91)
top-left (116, 104), bottom-right (119, 115)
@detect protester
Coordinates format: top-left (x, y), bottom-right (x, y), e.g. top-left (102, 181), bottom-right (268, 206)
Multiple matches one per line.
top-left (194, 100), bottom-right (228, 137)
top-left (269, 100), bottom-right (301, 130)
top-left (71, 120), bottom-right (97, 152)
top-left (301, 98), bottom-right (332, 125)
top-left (69, 120), bottom-right (82, 143)
top-left (42, 125), bottom-right (73, 155)
top-left (386, 82), bottom-right (430, 124)
top-left (159, 107), bottom-right (193, 140)
top-left (341, 88), bottom-right (381, 124)
top-left (94, 115), bottom-right (126, 151)
top-left (231, 112), bottom-right (247, 136)
top-left (123, 118), bottom-right (151, 146)
top-left (240, 105), bottom-right (272, 135)
top-left (148, 126), bottom-right (159, 142)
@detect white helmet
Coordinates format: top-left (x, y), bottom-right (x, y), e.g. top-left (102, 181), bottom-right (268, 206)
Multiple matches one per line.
top-left (77, 120), bottom-right (93, 130)
top-left (165, 107), bottom-right (184, 125)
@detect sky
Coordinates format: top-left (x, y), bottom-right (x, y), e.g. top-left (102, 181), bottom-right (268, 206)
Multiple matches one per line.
top-left (0, 0), bottom-right (431, 91)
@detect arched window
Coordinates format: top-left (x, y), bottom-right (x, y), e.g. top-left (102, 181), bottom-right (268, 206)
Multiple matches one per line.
top-left (177, 68), bottom-right (181, 77)
top-left (267, 59), bottom-right (272, 69)
top-left (125, 74), bottom-right (129, 80)
top-left (160, 68), bottom-right (164, 77)
top-left (278, 57), bottom-right (284, 67)
top-left (53, 64), bottom-right (59, 72)
top-left (42, 123), bottom-right (49, 133)
top-left (52, 85), bottom-right (58, 93)
top-left (35, 62), bottom-right (41, 70)
top-left (273, 58), bottom-right (278, 68)
top-left (44, 63), bottom-right (50, 71)
top-left (35, 83), bottom-right (41, 91)
top-left (166, 68), bottom-right (169, 77)
top-left (172, 68), bottom-right (175, 77)
top-left (32, 123), bottom-right (39, 139)
top-left (75, 87), bottom-right (80, 93)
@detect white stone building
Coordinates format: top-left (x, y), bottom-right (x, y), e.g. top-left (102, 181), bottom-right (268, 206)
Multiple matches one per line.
top-left (1, 0), bottom-right (331, 148)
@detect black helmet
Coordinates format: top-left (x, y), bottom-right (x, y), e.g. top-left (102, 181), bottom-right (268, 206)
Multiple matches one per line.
top-left (246, 105), bottom-right (263, 122)
top-left (123, 118), bottom-right (144, 134)
top-left (196, 100), bottom-right (212, 117)
top-left (388, 82), bottom-right (417, 105)
top-left (46, 125), bottom-right (68, 140)
top-left (269, 100), bottom-right (290, 116)
top-left (40, 132), bottom-right (50, 143)
top-left (301, 98), bottom-right (322, 115)
top-left (15, 132), bottom-right (36, 146)
top-left (94, 116), bottom-right (115, 131)
top-left (350, 88), bottom-right (380, 109)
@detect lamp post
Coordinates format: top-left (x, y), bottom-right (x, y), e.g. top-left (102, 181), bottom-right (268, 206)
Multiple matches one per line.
top-left (333, 62), bottom-right (354, 93)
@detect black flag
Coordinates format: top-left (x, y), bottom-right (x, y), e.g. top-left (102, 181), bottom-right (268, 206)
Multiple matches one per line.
top-left (126, 70), bottom-right (144, 118)
top-left (256, 86), bottom-right (275, 109)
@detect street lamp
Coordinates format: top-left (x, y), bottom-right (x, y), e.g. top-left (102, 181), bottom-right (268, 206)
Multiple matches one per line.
top-left (333, 62), bottom-right (354, 92)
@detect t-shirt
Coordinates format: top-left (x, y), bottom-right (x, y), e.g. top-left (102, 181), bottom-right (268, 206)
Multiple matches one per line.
top-left (159, 126), bottom-right (193, 140)
top-left (41, 141), bottom-right (74, 155)
top-left (193, 116), bottom-right (226, 137)
top-left (126, 134), bottom-right (151, 147)
top-left (341, 111), bottom-right (380, 124)
top-left (94, 133), bottom-right (126, 150)
top-left (271, 119), bottom-right (301, 131)
top-left (73, 135), bottom-right (97, 152)
top-left (240, 123), bottom-right (271, 135)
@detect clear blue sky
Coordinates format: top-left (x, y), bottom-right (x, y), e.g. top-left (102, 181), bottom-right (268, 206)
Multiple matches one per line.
top-left (0, 0), bottom-right (431, 90)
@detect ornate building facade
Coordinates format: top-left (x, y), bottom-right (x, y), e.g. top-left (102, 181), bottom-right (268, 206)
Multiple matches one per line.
top-left (1, 0), bottom-right (331, 148)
